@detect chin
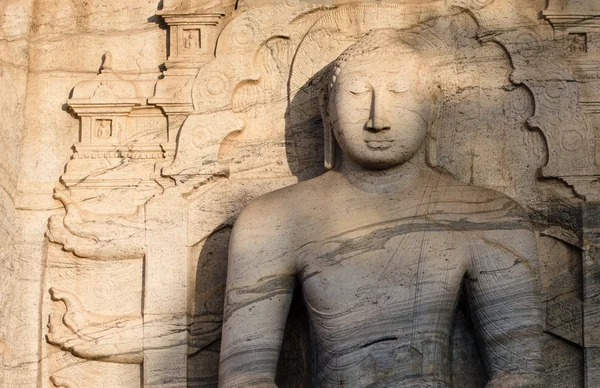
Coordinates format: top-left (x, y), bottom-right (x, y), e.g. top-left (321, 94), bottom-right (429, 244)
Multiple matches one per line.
top-left (352, 154), bottom-right (409, 170)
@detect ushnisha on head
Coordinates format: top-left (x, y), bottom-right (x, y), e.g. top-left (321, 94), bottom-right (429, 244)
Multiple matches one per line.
top-left (322, 28), bottom-right (442, 170)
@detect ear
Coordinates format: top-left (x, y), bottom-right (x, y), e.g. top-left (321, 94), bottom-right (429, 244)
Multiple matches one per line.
top-left (425, 81), bottom-right (443, 169)
top-left (414, 64), bottom-right (443, 169)
top-left (414, 65), bottom-right (433, 105)
top-left (319, 85), bottom-right (336, 170)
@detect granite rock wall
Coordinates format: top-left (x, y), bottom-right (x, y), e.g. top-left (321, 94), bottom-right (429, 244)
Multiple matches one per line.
top-left (0, 0), bottom-right (597, 387)
top-left (0, 0), bottom-right (33, 384)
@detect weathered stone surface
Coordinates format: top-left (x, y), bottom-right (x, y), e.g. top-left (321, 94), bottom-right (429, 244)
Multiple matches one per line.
top-left (0, 0), bottom-right (598, 386)
top-left (0, 1), bottom-right (34, 385)
top-left (219, 29), bottom-right (545, 387)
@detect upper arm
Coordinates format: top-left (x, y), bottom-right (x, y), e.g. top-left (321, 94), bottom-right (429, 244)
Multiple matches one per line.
top-left (219, 199), bottom-right (296, 387)
top-left (464, 206), bottom-right (545, 386)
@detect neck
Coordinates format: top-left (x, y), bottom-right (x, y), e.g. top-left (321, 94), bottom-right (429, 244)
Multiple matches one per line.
top-left (335, 155), bottom-right (428, 194)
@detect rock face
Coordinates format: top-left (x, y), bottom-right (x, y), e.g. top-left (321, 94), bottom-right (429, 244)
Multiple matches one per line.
top-left (0, 0), bottom-right (599, 387)
top-left (0, 1), bottom-right (33, 385)
top-left (219, 29), bottom-right (545, 388)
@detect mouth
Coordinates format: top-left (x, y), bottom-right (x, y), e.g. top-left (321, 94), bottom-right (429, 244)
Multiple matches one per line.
top-left (365, 140), bottom-right (394, 150)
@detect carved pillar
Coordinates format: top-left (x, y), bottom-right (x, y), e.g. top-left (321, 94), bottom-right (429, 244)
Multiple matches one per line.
top-left (36, 1), bottom-right (600, 386)
top-left (150, 7), bottom-right (227, 177)
top-left (157, 9), bottom-right (224, 70)
top-left (582, 203), bottom-right (600, 387)
top-left (143, 195), bottom-right (189, 386)
top-left (44, 51), bottom-right (169, 386)
top-left (543, 4), bottom-right (600, 384)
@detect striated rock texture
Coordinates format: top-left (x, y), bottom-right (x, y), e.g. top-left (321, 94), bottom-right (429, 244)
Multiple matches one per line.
top-left (221, 169), bottom-right (545, 387)
top-left (0, 0), bottom-right (166, 385)
top-left (0, 0), bottom-right (597, 386)
top-left (219, 29), bottom-right (545, 387)
top-left (0, 0), bottom-right (34, 384)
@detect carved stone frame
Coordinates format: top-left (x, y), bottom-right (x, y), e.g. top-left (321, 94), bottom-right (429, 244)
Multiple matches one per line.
top-left (45, 0), bottom-right (600, 386)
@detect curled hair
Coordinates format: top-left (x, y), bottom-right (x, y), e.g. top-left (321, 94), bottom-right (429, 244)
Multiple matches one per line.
top-left (328, 28), bottom-right (441, 103)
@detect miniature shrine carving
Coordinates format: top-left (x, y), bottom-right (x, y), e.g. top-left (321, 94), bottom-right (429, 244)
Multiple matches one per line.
top-left (0, 0), bottom-right (595, 387)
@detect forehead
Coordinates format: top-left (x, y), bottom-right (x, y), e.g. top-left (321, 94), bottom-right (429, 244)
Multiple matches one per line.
top-left (337, 50), bottom-right (422, 80)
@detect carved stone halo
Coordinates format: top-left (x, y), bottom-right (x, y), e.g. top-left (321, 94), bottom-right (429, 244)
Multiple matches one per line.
top-left (289, 3), bottom-right (458, 169)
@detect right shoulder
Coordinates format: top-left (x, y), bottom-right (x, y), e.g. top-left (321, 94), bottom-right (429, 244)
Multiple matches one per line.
top-left (227, 180), bottom-right (322, 281)
top-left (234, 187), bottom-right (295, 232)
top-left (235, 172), bottom-right (331, 230)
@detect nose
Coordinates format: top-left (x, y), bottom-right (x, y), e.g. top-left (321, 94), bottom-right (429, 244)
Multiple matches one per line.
top-left (366, 89), bottom-right (391, 132)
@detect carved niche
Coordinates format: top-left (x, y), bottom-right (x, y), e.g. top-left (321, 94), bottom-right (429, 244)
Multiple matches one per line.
top-left (42, 0), bottom-right (600, 387)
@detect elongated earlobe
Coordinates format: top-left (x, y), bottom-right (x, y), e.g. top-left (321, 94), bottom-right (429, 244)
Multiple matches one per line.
top-left (426, 93), bottom-right (442, 168)
top-left (319, 86), bottom-right (336, 170)
top-left (324, 123), bottom-right (336, 170)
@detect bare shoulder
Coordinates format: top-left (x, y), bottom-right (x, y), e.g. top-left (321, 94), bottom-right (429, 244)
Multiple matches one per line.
top-left (441, 176), bottom-right (541, 271)
top-left (434, 172), bottom-right (532, 225)
top-left (235, 173), bottom-right (330, 230)
top-left (434, 175), bottom-right (541, 273)
top-left (234, 177), bottom-right (323, 240)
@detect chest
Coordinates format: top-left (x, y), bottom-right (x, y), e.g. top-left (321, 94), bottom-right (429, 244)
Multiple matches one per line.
top-left (296, 225), bottom-right (468, 315)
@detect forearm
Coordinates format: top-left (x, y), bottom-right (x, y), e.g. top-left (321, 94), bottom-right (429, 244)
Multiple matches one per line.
top-left (219, 328), bottom-right (281, 388)
top-left (219, 203), bottom-right (295, 387)
top-left (219, 357), bottom-right (279, 388)
top-left (467, 228), bottom-right (545, 387)
top-left (219, 336), bottom-right (282, 388)
top-left (219, 294), bottom-right (291, 387)
top-left (220, 380), bottom-right (276, 388)
top-left (476, 294), bottom-right (545, 385)
top-left (485, 372), bottom-right (544, 388)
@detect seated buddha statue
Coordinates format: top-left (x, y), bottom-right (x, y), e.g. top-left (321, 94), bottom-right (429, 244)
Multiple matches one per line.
top-left (218, 29), bottom-right (544, 388)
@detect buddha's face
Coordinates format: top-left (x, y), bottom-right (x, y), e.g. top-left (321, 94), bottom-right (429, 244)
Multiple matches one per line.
top-left (329, 51), bottom-right (433, 169)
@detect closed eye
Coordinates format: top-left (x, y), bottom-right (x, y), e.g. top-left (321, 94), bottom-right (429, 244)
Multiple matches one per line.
top-left (387, 80), bottom-right (410, 95)
top-left (347, 82), bottom-right (371, 96)
top-left (349, 89), bottom-right (370, 96)
top-left (389, 89), bottom-right (409, 95)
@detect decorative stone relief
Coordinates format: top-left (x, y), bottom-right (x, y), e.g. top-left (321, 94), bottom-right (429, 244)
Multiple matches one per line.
top-left (161, 2), bottom-right (323, 181)
top-left (9, 0), bottom-right (597, 387)
top-left (47, 287), bottom-right (143, 364)
top-left (47, 187), bottom-right (146, 260)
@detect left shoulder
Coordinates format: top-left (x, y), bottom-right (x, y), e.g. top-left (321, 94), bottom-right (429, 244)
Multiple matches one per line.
top-left (433, 173), bottom-right (532, 225)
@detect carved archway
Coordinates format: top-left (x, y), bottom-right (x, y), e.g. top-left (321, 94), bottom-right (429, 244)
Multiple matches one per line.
top-left (43, 1), bottom-right (600, 386)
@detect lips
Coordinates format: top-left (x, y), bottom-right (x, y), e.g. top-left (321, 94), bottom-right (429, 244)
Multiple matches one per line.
top-left (365, 140), bottom-right (394, 150)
